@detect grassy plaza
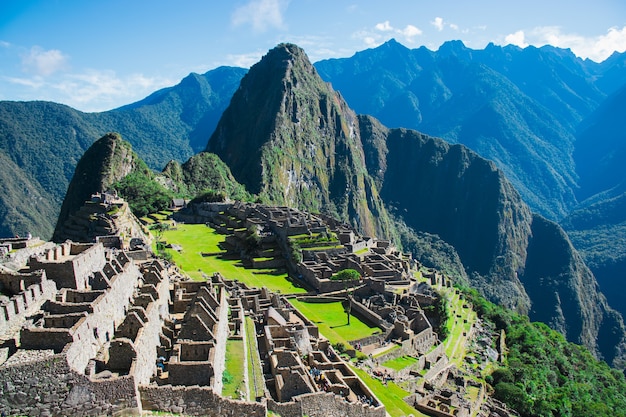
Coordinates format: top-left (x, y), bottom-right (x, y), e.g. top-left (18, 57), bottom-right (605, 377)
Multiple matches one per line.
top-left (158, 223), bottom-right (307, 294)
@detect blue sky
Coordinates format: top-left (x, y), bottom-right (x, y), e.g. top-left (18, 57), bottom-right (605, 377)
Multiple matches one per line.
top-left (1, 0), bottom-right (625, 112)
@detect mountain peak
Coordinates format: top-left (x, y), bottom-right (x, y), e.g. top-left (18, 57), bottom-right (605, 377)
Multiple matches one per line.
top-left (206, 44), bottom-right (392, 237)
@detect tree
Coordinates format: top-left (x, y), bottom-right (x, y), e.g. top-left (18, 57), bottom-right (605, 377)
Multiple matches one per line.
top-left (331, 269), bottom-right (361, 325)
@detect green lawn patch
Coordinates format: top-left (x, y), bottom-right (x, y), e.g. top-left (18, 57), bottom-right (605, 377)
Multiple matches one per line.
top-left (245, 317), bottom-right (265, 400)
top-left (222, 339), bottom-right (246, 399)
top-left (382, 355), bottom-right (419, 371)
top-left (349, 365), bottom-right (427, 417)
top-left (159, 224), bottom-right (307, 294)
top-left (288, 299), bottom-right (379, 346)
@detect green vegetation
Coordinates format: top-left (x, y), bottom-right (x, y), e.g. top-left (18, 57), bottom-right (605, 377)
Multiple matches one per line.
top-left (159, 224), bottom-right (306, 294)
top-left (245, 317), bottom-right (265, 400)
top-left (462, 286), bottom-right (626, 417)
top-left (440, 288), bottom-right (475, 364)
top-left (381, 355), bottom-right (419, 371)
top-left (114, 169), bottom-right (174, 217)
top-left (288, 298), bottom-right (379, 346)
top-left (222, 339), bottom-right (246, 399)
top-left (330, 268), bottom-right (361, 281)
top-left (349, 365), bottom-right (426, 417)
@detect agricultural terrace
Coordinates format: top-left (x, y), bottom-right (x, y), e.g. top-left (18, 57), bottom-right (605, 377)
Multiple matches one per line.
top-left (157, 223), bottom-right (307, 294)
top-left (441, 286), bottom-right (476, 365)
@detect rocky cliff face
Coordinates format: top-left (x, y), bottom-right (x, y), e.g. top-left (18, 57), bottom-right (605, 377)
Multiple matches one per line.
top-left (53, 132), bottom-right (143, 242)
top-left (207, 43), bottom-right (394, 238)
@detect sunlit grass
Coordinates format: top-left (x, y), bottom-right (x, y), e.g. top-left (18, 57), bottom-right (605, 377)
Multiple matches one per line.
top-left (159, 224), bottom-right (307, 294)
top-left (245, 317), bottom-right (265, 400)
top-left (382, 355), bottom-right (419, 371)
top-left (222, 339), bottom-right (245, 399)
top-left (288, 298), bottom-right (380, 346)
top-left (349, 365), bottom-right (427, 417)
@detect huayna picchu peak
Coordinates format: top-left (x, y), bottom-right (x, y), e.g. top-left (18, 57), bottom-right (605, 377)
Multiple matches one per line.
top-left (207, 43), bottom-right (395, 239)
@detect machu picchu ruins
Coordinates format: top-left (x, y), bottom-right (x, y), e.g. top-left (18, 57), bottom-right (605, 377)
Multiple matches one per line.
top-left (0, 196), bottom-right (516, 417)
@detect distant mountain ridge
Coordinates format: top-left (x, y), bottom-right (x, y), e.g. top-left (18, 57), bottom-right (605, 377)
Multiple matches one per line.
top-left (314, 39), bottom-right (626, 220)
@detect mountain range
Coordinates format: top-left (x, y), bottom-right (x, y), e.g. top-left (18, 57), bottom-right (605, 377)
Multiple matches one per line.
top-left (2, 41), bottom-right (626, 367)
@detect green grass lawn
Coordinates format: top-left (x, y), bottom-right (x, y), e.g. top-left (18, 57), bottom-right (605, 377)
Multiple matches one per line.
top-left (349, 365), bottom-right (427, 417)
top-left (288, 299), bottom-right (380, 346)
top-left (382, 355), bottom-right (419, 371)
top-left (159, 224), bottom-right (307, 294)
top-left (245, 317), bottom-right (265, 400)
top-left (222, 339), bottom-right (246, 399)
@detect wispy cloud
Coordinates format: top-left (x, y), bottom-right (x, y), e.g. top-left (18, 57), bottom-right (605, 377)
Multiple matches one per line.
top-left (231, 0), bottom-right (289, 32)
top-left (3, 69), bottom-right (174, 112)
top-left (431, 17), bottom-right (459, 33)
top-left (225, 51), bottom-right (265, 68)
top-left (432, 17), bottom-right (444, 32)
top-left (21, 46), bottom-right (69, 76)
top-left (353, 21), bottom-right (423, 47)
top-left (503, 25), bottom-right (626, 61)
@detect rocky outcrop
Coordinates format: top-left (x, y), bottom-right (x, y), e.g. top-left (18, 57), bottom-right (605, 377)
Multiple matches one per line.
top-left (53, 133), bottom-right (145, 242)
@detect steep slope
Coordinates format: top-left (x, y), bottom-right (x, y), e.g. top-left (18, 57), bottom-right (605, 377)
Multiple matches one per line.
top-left (315, 40), bottom-right (623, 220)
top-left (574, 83), bottom-right (626, 201)
top-left (522, 214), bottom-right (626, 366)
top-left (53, 132), bottom-right (146, 241)
top-left (0, 151), bottom-right (57, 238)
top-left (562, 189), bottom-right (626, 326)
top-left (207, 43), bottom-right (394, 238)
top-left (359, 115), bottom-right (626, 365)
top-left (360, 117), bottom-right (533, 311)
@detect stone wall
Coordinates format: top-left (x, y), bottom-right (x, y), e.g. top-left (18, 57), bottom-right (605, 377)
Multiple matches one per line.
top-left (0, 271), bottom-right (57, 336)
top-left (267, 392), bottom-right (386, 417)
top-left (29, 243), bottom-right (106, 290)
top-left (139, 384), bottom-right (266, 416)
top-left (0, 353), bottom-right (140, 417)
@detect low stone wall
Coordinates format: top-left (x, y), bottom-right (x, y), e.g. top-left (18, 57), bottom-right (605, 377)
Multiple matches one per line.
top-left (139, 384), bottom-right (265, 416)
top-left (267, 391), bottom-right (386, 417)
top-left (0, 278), bottom-right (57, 336)
top-left (349, 297), bottom-right (386, 329)
top-left (0, 353), bottom-right (140, 417)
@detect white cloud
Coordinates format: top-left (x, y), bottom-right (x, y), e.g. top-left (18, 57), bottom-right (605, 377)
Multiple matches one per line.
top-left (375, 21), bottom-right (393, 32)
top-left (0, 40), bottom-right (11, 48)
top-left (400, 25), bottom-right (422, 41)
top-left (225, 51), bottom-right (265, 68)
top-left (502, 25), bottom-right (626, 61)
top-left (355, 21), bottom-right (423, 47)
top-left (231, 0), bottom-right (289, 32)
top-left (505, 30), bottom-right (528, 48)
top-left (432, 17), bottom-right (444, 32)
top-left (21, 46), bottom-right (69, 76)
